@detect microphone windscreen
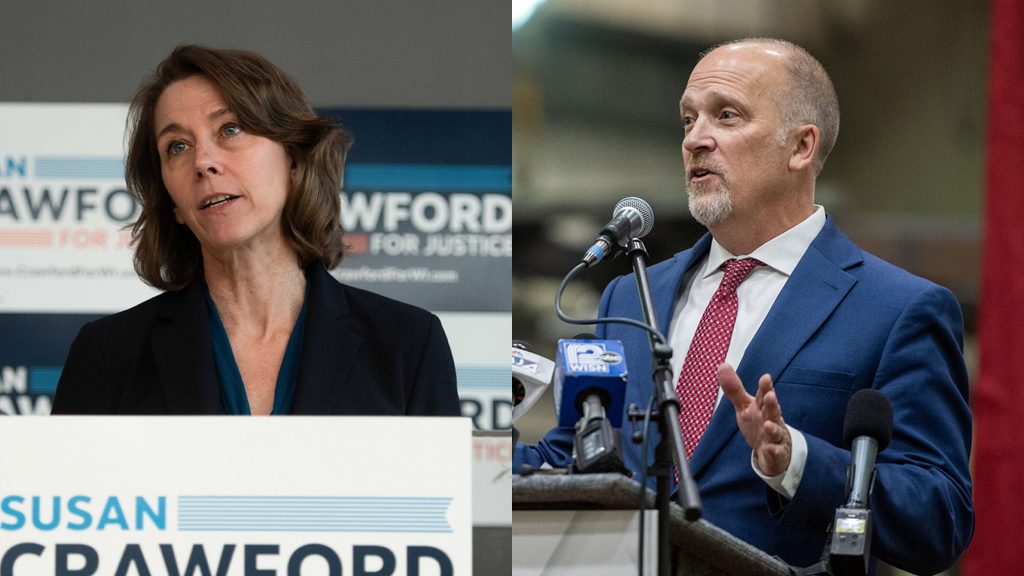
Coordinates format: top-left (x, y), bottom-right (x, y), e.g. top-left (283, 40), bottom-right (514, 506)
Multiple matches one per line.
top-left (613, 197), bottom-right (655, 238)
top-left (842, 389), bottom-right (894, 451)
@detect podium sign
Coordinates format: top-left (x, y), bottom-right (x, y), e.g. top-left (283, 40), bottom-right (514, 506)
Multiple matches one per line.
top-left (0, 417), bottom-right (471, 575)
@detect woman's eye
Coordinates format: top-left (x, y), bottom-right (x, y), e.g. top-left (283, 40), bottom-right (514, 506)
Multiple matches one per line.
top-left (222, 123), bottom-right (243, 137)
top-left (166, 141), bottom-right (189, 156)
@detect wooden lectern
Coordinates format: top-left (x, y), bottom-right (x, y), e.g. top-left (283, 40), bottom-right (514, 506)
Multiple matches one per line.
top-left (513, 473), bottom-right (791, 576)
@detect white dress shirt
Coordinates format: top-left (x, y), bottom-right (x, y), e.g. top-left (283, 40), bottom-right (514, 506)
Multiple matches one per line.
top-left (668, 206), bottom-right (826, 498)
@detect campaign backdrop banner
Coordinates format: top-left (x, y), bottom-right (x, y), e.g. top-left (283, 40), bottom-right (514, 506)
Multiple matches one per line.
top-left (0, 104), bottom-right (155, 313)
top-left (0, 104), bottom-right (510, 431)
top-left (0, 416), bottom-right (471, 575)
top-left (327, 109), bottom-right (511, 314)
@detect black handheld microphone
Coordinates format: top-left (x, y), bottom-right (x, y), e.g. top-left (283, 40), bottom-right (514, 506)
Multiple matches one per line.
top-left (843, 390), bottom-right (894, 508)
top-left (581, 197), bottom-right (654, 267)
top-left (829, 389), bottom-right (894, 576)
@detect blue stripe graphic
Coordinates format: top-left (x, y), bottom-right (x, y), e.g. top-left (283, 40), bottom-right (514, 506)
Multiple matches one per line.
top-left (34, 156), bottom-right (125, 179)
top-left (345, 164), bottom-right (510, 191)
top-left (456, 366), bottom-right (507, 390)
top-left (28, 367), bottom-right (62, 394)
top-left (177, 496), bottom-right (452, 533)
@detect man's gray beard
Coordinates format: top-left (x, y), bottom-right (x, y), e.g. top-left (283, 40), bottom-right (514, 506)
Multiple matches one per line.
top-left (687, 183), bottom-right (733, 227)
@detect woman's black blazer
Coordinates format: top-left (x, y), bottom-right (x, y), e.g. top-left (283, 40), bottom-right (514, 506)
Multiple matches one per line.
top-left (52, 266), bottom-right (460, 416)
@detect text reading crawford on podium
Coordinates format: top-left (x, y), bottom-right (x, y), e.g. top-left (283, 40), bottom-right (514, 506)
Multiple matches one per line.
top-left (0, 495), bottom-right (455, 576)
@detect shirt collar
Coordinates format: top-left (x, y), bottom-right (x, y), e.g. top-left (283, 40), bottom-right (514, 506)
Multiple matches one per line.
top-left (704, 205), bottom-right (826, 278)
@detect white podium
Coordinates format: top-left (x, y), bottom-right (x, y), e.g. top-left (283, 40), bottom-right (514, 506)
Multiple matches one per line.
top-left (0, 417), bottom-right (471, 576)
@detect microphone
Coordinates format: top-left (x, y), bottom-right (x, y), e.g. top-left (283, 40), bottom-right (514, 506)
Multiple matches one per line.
top-left (513, 340), bottom-right (555, 445)
top-left (843, 390), bottom-right (893, 508)
top-left (581, 197), bottom-right (655, 267)
top-left (553, 336), bottom-right (629, 474)
top-left (828, 389), bottom-right (894, 576)
top-left (512, 340), bottom-right (555, 425)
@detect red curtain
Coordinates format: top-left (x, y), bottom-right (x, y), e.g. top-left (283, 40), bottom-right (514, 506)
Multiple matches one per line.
top-left (965, 0), bottom-right (1024, 572)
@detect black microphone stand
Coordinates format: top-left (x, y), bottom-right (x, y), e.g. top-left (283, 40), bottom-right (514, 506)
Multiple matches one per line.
top-left (625, 238), bottom-right (702, 576)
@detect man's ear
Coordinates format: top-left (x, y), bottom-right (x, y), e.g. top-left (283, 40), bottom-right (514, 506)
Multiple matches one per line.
top-left (789, 123), bottom-right (819, 172)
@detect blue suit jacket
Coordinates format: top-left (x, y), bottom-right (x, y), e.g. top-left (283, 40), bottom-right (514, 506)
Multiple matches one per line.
top-left (515, 217), bottom-right (973, 573)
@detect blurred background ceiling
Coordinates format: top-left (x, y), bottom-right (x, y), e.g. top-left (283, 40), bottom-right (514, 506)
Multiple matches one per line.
top-left (514, 0), bottom-right (986, 345)
top-left (535, 0), bottom-right (867, 45)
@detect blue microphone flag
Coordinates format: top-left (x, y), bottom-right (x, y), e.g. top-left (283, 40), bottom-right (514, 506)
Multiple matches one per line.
top-left (554, 339), bottom-right (628, 428)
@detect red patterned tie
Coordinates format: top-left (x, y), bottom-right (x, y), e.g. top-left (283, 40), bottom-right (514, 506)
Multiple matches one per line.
top-left (677, 257), bottom-right (764, 459)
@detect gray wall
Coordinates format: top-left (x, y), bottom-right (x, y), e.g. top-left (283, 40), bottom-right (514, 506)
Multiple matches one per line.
top-left (0, 0), bottom-right (509, 108)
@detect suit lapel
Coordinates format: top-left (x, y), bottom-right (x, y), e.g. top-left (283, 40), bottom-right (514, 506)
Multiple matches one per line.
top-left (289, 267), bottom-right (363, 414)
top-left (151, 283), bottom-right (222, 414)
top-left (652, 234), bottom-right (714, 335)
top-left (688, 218), bottom-right (862, 477)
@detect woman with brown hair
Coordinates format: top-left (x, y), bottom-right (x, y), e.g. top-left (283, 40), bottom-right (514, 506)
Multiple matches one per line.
top-left (52, 45), bottom-right (460, 416)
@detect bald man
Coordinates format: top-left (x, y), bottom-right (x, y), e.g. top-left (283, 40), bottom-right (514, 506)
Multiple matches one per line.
top-left (515, 39), bottom-right (973, 573)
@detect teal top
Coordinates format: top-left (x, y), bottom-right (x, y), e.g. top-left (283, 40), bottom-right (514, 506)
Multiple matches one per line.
top-left (203, 284), bottom-right (309, 415)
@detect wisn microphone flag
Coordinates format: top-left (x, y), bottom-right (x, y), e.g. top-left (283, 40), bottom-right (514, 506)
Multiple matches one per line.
top-left (553, 339), bottom-right (627, 428)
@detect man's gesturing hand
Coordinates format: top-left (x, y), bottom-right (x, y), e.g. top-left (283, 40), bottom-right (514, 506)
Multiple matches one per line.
top-left (718, 363), bottom-right (792, 476)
